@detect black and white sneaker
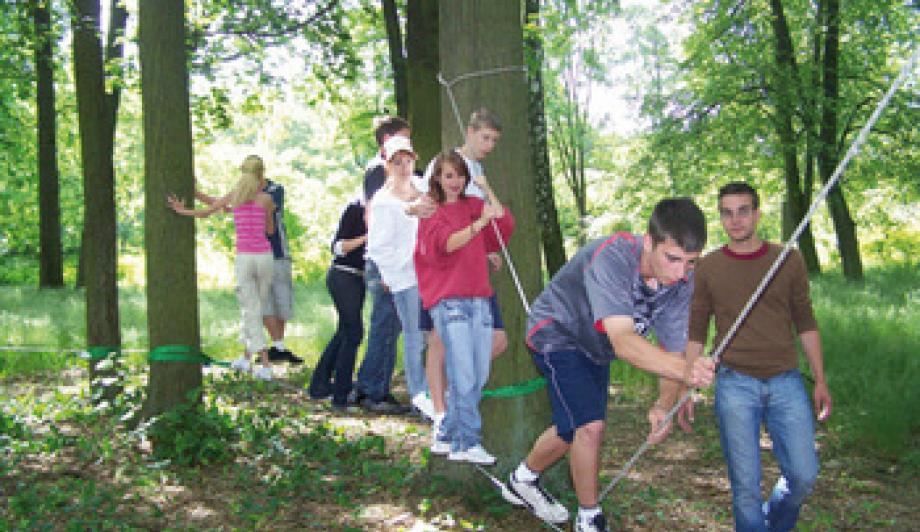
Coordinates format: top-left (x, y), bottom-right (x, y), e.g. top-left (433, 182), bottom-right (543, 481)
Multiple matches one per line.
top-left (268, 347), bottom-right (305, 365)
top-left (507, 471), bottom-right (569, 523)
top-left (575, 512), bottom-right (609, 532)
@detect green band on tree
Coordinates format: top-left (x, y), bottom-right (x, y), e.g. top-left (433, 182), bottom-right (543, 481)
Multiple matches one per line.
top-left (148, 344), bottom-right (229, 367)
top-left (86, 346), bottom-right (121, 361)
top-left (481, 377), bottom-right (546, 398)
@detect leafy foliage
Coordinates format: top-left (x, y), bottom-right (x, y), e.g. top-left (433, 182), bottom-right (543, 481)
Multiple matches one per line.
top-left (146, 394), bottom-right (237, 466)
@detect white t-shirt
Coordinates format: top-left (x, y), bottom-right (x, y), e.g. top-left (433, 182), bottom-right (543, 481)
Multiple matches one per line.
top-left (416, 148), bottom-right (485, 199)
top-left (366, 187), bottom-right (419, 292)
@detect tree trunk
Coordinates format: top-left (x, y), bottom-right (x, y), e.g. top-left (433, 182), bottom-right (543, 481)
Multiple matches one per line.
top-left (768, 0), bottom-right (820, 273)
top-left (381, 0), bottom-right (407, 119)
top-left (103, 0), bottom-right (128, 141)
top-left (33, 0), bottom-right (63, 287)
top-left (524, 0), bottom-right (566, 277)
top-left (139, 0), bottom-right (202, 418)
top-left (818, 0), bottom-right (863, 281)
top-left (438, 0), bottom-right (556, 487)
top-left (405, 0), bottom-right (440, 165)
top-left (73, 0), bottom-right (121, 400)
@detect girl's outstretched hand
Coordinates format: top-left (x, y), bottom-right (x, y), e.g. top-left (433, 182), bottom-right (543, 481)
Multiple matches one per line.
top-left (167, 194), bottom-right (187, 214)
top-left (472, 174), bottom-right (490, 191)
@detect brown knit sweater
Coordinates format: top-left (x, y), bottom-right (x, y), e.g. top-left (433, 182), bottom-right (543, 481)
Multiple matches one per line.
top-left (688, 242), bottom-right (818, 379)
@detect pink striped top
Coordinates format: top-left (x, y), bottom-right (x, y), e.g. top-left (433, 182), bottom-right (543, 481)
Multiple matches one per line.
top-left (233, 201), bottom-right (271, 253)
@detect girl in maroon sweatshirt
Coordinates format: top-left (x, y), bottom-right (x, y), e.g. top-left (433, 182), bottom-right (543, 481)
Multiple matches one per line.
top-left (414, 150), bottom-right (514, 465)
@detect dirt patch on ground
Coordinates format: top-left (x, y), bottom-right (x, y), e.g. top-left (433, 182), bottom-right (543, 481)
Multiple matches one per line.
top-left (2, 367), bottom-right (917, 530)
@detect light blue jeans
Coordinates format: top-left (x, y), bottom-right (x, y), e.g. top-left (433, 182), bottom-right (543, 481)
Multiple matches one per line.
top-left (715, 366), bottom-right (819, 532)
top-left (391, 284), bottom-right (428, 400)
top-left (355, 260), bottom-right (400, 401)
top-left (431, 297), bottom-right (492, 452)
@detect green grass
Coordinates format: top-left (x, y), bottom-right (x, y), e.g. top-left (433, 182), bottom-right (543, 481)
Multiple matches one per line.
top-left (2, 264), bottom-right (918, 464)
top-left (809, 263), bottom-right (920, 459)
top-left (0, 283), bottom-right (337, 378)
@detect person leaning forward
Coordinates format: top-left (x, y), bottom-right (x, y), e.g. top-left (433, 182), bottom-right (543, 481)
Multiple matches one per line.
top-left (504, 197), bottom-right (716, 532)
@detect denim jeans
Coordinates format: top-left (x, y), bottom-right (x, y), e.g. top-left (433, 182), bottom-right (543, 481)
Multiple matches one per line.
top-left (309, 267), bottom-right (366, 405)
top-left (355, 260), bottom-right (401, 401)
top-left (431, 298), bottom-right (492, 451)
top-left (715, 366), bottom-right (819, 532)
top-left (391, 284), bottom-right (428, 400)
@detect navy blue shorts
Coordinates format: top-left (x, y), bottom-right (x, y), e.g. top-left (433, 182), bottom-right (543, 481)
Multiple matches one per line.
top-left (421, 293), bottom-right (504, 331)
top-left (532, 349), bottom-right (610, 443)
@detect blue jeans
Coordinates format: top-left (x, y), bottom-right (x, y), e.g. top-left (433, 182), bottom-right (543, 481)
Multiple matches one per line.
top-left (391, 284), bottom-right (428, 400)
top-left (355, 260), bottom-right (401, 401)
top-left (431, 298), bottom-right (492, 451)
top-left (715, 366), bottom-right (819, 532)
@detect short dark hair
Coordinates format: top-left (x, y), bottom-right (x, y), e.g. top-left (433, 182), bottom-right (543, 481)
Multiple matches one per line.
top-left (468, 107), bottom-right (502, 132)
top-left (373, 116), bottom-right (410, 147)
top-left (648, 197), bottom-right (707, 252)
top-left (428, 150), bottom-right (471, 204)
top-left (718, 181), bottom-right (759, 209)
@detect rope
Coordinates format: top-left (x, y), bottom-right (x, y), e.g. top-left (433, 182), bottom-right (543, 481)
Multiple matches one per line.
top-left (597, 42), bottom-right (920, 504)
top-left (439, 64), bottom-right (567, 529)
top-left (437, 65), bottom-right (533, 314)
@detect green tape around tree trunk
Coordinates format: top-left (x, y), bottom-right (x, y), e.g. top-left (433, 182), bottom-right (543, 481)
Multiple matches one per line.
top-left (481, 376), bottom-right (546, 398)
top-left (148, 344), bottom-right (230, 368)
top-left (86, 346), bottom-right (121, 361)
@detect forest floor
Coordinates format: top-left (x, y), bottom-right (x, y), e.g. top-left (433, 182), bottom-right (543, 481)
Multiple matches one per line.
top-left (2, 363), bottom-right (917, 531)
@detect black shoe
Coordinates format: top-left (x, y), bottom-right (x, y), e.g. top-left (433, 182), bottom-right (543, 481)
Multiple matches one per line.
top-left (268, 347), bottom-right (304, 365)
top-left (268, 347), bottom-right (288, 362)
top-left (362, 397), bottom-right (407, 414)
top-left (308, 388), bottom-right (332, 401)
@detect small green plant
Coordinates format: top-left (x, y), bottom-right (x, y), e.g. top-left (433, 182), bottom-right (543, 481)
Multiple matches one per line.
top-left (146, 399), bottom-right (237, 466)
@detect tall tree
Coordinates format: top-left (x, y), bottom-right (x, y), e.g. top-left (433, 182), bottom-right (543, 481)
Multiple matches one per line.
top-left (33, 0), bottom-right (63, 287)
top-left (73, 0), bottom-right (120, 397)
top-left (381, 0), bottom-right (407, 120)
top-left (405, 0), bottom-right (440, 164)
top-left (524, 0), bottom-right (566, 276)
top-left (816, 0), bottom-right (862, 280)
top-left (438, 0), bottom-right (550, 483)
top-left (768, 0), bottom-right (821, 272)
top-left (139, 0), bottom-right (202, 418)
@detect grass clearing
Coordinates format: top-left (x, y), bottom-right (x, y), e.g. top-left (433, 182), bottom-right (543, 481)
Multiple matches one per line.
top-left (1, 264), bottom-right (918, 529)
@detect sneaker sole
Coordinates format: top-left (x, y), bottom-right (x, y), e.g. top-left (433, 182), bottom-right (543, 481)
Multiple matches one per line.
top-left (506, 481), bottom-right (569, 524)
top-left (447, 454), bottom-right (496, 466)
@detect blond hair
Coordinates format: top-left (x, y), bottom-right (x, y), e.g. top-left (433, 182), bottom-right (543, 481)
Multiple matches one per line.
top-left (228, 155), bottom-right (264, 207)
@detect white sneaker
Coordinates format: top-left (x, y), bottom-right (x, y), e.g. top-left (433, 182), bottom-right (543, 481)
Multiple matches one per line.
top-left (254, 366), bottom-right (272, 381)
top-left (448, 444), bottom-right (496, 465)
top-left (430, 439), bottom-right (451, 455)
top-left (411, 393), bottom-right (436, 421)
top-left (575, 513), bottom-right (609, 532)
top-left (507, 470), bottom-right (569, 523)
top-left (230, 357), bottom-right (251, 372)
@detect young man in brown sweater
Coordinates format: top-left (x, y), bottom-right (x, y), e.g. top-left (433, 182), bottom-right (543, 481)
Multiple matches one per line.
top-left (661, 182), bottom-right (832, 532)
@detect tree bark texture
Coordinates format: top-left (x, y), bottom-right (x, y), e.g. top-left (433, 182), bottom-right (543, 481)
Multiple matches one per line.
top-left (139, 0), bottom-right (202, 417)
top-left (405, 0), bottom-right (440, 165)
top-left (73, 0), bottom-right (121, 398)
top-left (524, 0), bottom-right (566, 277)
top-left (769, 0), bottom-right (821, 273)
top-left (438, 0), bottom-right (556, 486)
top-left (382, 0), bottom-right (408, 120)
top-left (818, 0), bottom-right (862, 281)
top-left (33, 0), bottom-right (63, 287)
